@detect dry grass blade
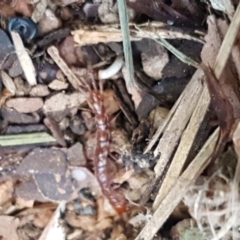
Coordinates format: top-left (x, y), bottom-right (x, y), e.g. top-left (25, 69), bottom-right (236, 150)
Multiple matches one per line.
top-left (152, 3), bottom-right (240, 211)
top-left (134, 128), bottom-right (219, 240)
top-left (117, 0), bottom-right (135, 88)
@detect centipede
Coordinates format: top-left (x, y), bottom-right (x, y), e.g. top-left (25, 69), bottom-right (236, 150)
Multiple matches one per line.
top-left (76, 68), bottom-right (127, 214)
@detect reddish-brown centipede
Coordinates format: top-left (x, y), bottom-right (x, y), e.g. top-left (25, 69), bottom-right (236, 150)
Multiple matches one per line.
top-left (76, 69), bottom-right (127, 214)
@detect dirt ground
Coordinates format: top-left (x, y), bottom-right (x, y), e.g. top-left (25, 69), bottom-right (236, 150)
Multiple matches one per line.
top-left (0, 0), bottom-right (240, 239)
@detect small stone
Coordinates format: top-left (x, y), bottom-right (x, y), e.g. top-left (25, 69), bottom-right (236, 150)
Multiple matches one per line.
top-left (30, 84), bottom-right (50, 97)
top-left (48, 79), bottom-right (68, 90)
top-left (67, 142), bottom-right (86, 166)
top-left (38, 9), bottom-right (62, 35)
top-left (43, 92), bottom-right (85, 116)
top-left (6, 97), bottom-right (43, 113)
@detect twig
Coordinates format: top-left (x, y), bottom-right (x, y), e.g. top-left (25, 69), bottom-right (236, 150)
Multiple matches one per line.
top-left (47, 46), bottom-right (80, 90)
top-left (72, 21), bottom-right (204, 46)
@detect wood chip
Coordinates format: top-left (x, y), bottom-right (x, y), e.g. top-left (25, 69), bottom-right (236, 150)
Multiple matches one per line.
top-left (10, 32), bottom-right (37, 86)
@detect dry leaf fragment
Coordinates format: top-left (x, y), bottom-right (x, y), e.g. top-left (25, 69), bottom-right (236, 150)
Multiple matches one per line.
top-left (202, 65), bottom-right (234, 153)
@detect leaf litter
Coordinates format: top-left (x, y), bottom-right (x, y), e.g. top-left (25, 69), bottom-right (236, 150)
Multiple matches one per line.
top-left (0, 0), bottom-right (240, 240)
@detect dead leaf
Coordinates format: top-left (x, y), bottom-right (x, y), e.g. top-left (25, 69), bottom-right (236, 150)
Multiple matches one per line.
top-left (202, 65), bottom-right (234, 154)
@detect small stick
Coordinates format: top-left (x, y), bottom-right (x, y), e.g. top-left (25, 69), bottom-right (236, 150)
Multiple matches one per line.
top-left (47, 46), bottom-right (80, 90)
top-left (72, 22), bottom-right (204, 46)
